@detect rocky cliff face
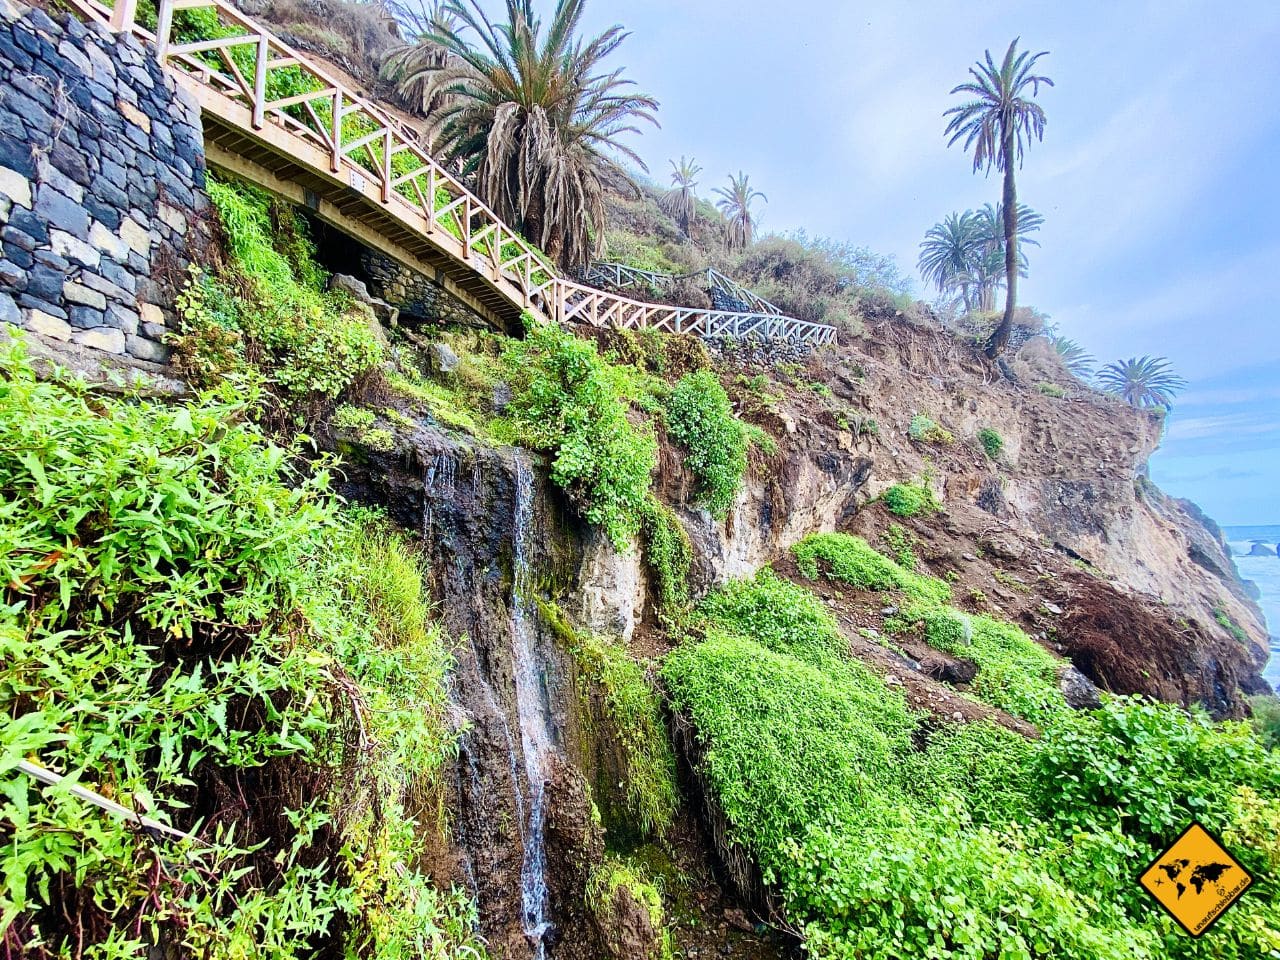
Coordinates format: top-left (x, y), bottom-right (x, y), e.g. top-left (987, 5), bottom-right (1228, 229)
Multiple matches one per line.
top-left (321, 307), bottom-right (1268, 959)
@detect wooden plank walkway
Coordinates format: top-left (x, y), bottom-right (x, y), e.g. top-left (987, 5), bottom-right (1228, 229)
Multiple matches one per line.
top-left (67, 0), bottom-right (838, 346)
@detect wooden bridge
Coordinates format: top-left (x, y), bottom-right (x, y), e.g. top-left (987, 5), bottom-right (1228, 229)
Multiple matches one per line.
top-left (69, 0), bottom-right (838, 347)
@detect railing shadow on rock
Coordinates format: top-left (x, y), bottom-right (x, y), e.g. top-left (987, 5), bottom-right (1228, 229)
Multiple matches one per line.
top-left (69, 0), bottom-right (838, 347)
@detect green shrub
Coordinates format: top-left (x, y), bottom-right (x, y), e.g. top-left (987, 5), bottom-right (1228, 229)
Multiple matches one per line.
top-left (640, 496), bottom-right (691, 611)
top-left (0, 343), bottom-right (480, 959)
top-left (664, 370), bottom-right (748, 517)
top-left (664, 558), bottom-right (1280, 959)
top-left (978, 426), bottom-right (1004, 459)
top-left (783, 811), bottom-right (1145, 960)
top-left (908, 414), bottom-right (954, 444)
top-left (881, 481), bottom-right (941, 517)
top-left (662, 630), bottom-right (916, 862)
top-left (1251, 695), bottom-right (1280, 750)
top-left (791, 532), bottom-right (950, 604)
top-left (504, 323), bottom-right (657, 549)
top-left (1031, 698), bottom-right (1280, 844)
top-left (181, 177), bottom-right (383, 401)
top-left (1037, 381), bottom-right (1066, 398)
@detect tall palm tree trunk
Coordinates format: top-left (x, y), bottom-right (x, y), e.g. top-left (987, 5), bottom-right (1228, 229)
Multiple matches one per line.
top-left (985, 123), bottom-right (1019, 358)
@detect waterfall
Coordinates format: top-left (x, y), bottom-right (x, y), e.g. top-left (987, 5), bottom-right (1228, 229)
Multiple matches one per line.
top-left (510, 452), bottom-right (555, 956)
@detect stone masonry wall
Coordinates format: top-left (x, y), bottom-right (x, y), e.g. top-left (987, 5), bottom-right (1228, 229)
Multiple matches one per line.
top-left (360, 250), bottom-right (487, 328)
top-left (0, 0), bottom-right (209, 364)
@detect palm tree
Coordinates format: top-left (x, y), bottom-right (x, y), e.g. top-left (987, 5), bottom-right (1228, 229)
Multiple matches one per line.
top-left (1097, 357), bottom-right (1187, 408)
top-left (714, 172), bottom-right (766, 250)
top-left (381, 1), bottom-right (459, 116)
top-left (392, 0), bottom-right (659, 270)
top-left (971, 202), bottom-right (1043, 310)
top-left (1051, 336), bottom-right (1094, 378)
top-left (945, 39), bottom-right (1052, 358)
top-left (918, 203), bottom-right (1042, 311)
top-left (659, 156), bottom-right (701, 237)
top-left (918, 211), bottom-right (982, 311)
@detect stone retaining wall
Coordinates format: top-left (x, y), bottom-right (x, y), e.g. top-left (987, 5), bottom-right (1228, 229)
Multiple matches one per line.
top-left (360, 250), bottom-right (488, 328)
top-left (0, 0), bottom-right (209, 363)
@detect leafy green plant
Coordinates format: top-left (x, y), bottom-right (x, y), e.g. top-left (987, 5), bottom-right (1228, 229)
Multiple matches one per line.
top-left (1037, 381), bottom-right (1066, 398)
top-left (696, 568), bottom-right (852, 667)
top-left (881, 481), bottom-right (941, 518)
top-left (888, 602), bottom-right (1064, 722)
top-left (1250, 695), bottom-right (1280, 751)
top-left (177, 176), bottom-right (383, 401)
top-left (664, 370), bottom-right (748, 517)
top-left (503, 323), bottom-right (657, 550)
top-left (0, 343), bottom-right (480, 958)
top-left (978, 426), bottom-right (1004, 459)
top-left (664, 558), bottom-right (1280, 959)
top-left (883, 523), bottom-right (919, 569)
top-left (908, 414), bottom-right (955, 444)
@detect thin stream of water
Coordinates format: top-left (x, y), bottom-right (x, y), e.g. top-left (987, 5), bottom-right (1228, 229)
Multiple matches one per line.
top-left (510, 453), bottom-right (555, 956)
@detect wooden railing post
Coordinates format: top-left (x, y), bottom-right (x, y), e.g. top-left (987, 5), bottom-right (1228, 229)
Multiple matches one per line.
top-left (153, 0), bottom-right (173, 60)
top-left (109, 0), bottom-right (138, 33)
top-left (251, 33), bottom-right (268, 129)
top-left (330, 91), bottom-right (342, 172)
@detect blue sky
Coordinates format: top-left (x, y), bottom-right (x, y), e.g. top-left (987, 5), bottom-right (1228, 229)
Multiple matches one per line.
top-left (573, 0), bottom-right (1280, 525)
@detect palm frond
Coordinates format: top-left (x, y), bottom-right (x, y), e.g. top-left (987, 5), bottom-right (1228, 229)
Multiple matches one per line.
top-left (389, 0), bottom-right (658, 270)
top-left (1097, 356), bottom-right (1187, 408)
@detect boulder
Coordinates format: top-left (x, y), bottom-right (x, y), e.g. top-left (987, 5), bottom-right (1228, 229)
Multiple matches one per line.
top-left (428, 341), bottom-right (460, 375)
top-left (1247, 542), bottom-right (1276, 557)
top-left (329, 273), bottom-right (399, 327)
top-left (1060, 666), bottom-right (1103, 710)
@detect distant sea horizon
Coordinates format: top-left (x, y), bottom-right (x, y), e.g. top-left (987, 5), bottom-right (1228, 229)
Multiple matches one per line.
top-left (1224, 524), bottom-right (1280, 693)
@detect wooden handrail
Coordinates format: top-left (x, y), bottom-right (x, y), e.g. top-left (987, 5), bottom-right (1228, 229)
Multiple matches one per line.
top-left (75, 0), bottom-right (838, 347)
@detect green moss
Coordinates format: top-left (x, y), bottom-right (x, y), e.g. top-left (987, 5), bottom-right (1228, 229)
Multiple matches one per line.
top-left (545, 604), bottom-right (678, 836)
top-left (640, 496), bottom-right (692, 611)
top-left (586, 857), bottom-right (674, 960)
top-left (1214, 604), bottom-right (1249, 643)
top-left (792, 532), bottom-right (950, 604)
top-left (881, 481), bottom-right (941, 517)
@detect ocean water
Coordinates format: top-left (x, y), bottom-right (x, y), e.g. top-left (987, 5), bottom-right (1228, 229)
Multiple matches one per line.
top-left (1224, 524), bottom-right (1280, 693)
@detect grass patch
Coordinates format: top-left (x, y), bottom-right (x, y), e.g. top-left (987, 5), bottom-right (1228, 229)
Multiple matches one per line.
top-left (792, 532), bottom-right (950, 604)
top-left (881, 481), bottom-right (941, 517)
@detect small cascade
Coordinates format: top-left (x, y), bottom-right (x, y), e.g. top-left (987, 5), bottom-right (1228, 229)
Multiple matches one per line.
top-left (510, 452), bottom-right (556, 956)
top-left (422, 451), bottom-right (458, 540)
